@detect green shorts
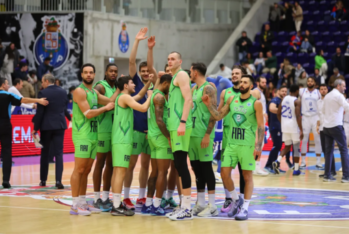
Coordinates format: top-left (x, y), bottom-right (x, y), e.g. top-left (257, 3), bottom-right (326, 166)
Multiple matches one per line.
top-left (112, 143), bottom-right (132, 168)
top-left (74, 139), bottom-right (97, 160)
top-left (97, 132), bottom-right (111, 153)
top-left (170, 128), bottom-right (192, 153)
top-left (222, 144), bottom-right (255, 170)
top-left (222, 126), bottom-right (229, 150)
top-left (148, 135), bottom-right (174, 160)
top-left (132, 131), bottom-right (151, 155)
top-left (188, 137), bottom-right (214, 162)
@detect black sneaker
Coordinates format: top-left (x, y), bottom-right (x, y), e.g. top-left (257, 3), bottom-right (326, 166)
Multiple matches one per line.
top-left (323, 176), bottom-right (336, 182)
top-left (55, 182), bottom-right (64, 189)
top-left (111, 202), bottom-right (135, 216)
top-left (341, 176), bottom-right (349, 183)
top-left (2, 181), bottom-right (11, 189)
top-left (39, 181), bottom-right (46, 186)
top-left (319, 172), bottom-right (337, 178)
top-left (286, 160), bottom-right (294, 169)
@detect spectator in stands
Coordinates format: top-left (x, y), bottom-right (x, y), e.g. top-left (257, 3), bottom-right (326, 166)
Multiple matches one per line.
top-left (332, 0), bottom-right (347, 21)
top-left (266, 82), bottom-right (276, 102)
top-left (242, 61), bottom-right (256, 76)
top-left (67, 86), bottom-right (76, 103)
top-left (329, 68), bottom-right (345, 88)
top-left (297, 71), bottom-right (308, 87)
top-left (37, 57), bottom-right (52, 90)
top-left (262, 51), bottom-right (277, 75)
top-left (332, 47), bottom-right (346, 74)
top-left (314, 68), bottom-right (325, 86)
top-left (0, 45), bottom-right (14, 86)
top-left (214, 63), bottom-right (232, 79)
top-left (236, 31), bottom-right (253, 62)
top-left (246, 53), bottom-right (254, 64)
top-left (292, 1), bottom-right (303, 32)
top-left (288, 31), bottom-right (303, 52)
top-left (315, 49), bottom-right (328, 80)
top-left (54, 78), bottom-right (62, 87)
top-left (27, 70), bottom-right (38, 97)
top-left (254, 52), bottom-right (265, 75)
top-left (12, 62), bottom-right (29, 82)
top-left (344, 36), bottom-right (349, 74)
top-left (269, 3), bottom-right (282, 32)
top-left (300, 37), bottom-right (313, 53)
top-left (295, 63), bottom-right (305, 83)
top-left (278, 58), bottom-right (295, 88)
top-left (260, 24), bottom-right (274, 57)
top-left (281, 2), bottom-right (295, 31)
top-left (304, 30), bottom-right (314, 47)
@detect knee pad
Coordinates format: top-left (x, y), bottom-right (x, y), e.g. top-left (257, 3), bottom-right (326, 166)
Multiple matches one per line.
top-left (293, 142), bottom-right (300, 157)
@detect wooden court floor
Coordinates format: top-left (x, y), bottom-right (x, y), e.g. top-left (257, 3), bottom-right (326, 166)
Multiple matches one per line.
top-left (1, 156), bottom-right (349, 234)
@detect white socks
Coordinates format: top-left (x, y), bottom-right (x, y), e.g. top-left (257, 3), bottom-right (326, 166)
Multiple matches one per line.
top-left (242, 199), bottom-right (250, 210)
top-left (94, 192), bottom-right (100, 202)
top-left (124, 187), bottom-right (130, 199)
top-left (197, 192), bottom-right (205, 207)
top-left (277, 156), bottom-right (283, 162)
top-left (153, 197), bottom-right (162, 208)
top-left (208, 194), bottom-right (215, 206)
top-left (256, 161), bottom-right (260, 169)
top-left (162, 190), bottom-right (167, 199)
top-left (139, 188), bottom-right (146, 198)
top-left (295, 163), bottom-right (299, 171)
top-left (229, 189), bottom-right (239, 201)
top-left (225, 189), bottom-right (231, 198)
top-left (113, 193), bottom-right (121, 208)
top-left (182, 195), bottom-right (191, 210)
top-left (79, 195), bottom-right (87, 204)
top-left (72, 197), bottom-right (79, 207)
top-left (167, 190), bottom-right (174, 199)
top-left (316, 157), bottom-right (321, 164)
top-left (145, 197), bottom-right (153, 206)
top-left (102, 191), bottom-right (109, 202)
top-left (302, 156), bottom-right (306, 164)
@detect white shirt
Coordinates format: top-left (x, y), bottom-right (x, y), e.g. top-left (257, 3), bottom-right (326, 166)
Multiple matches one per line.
top-left (254, 87), bottom-right (266, 114)
top-left (343, 99), bottom-right (349, 123)
top-left (300, 88), bottom-right (321, 117)
top-left (322, 88), bottom-right (349, 128)
top-left (317, 98), bottom-right (324, 131)
top-left (8, 86), bottom-right (34, 110)
top-left (281, 95), bottom-right (299, 133)
top-left (254, 58), bottom-right (265, 67)
top-left (215, 67), bottom-right (232, 79)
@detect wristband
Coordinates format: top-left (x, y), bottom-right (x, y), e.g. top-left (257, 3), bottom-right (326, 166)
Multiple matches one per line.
top-left (180, 120), bottom-right (186, 124)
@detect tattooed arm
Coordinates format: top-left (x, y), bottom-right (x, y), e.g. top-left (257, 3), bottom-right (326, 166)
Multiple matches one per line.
top-left (254, 100), bottom-right (265, 154)
top-left (154, 93), bottom-right (170, 139)
top-left (201, 85), bottom-right (217, 148)
top-left (94, 84), bottom-right (105, 95)
top-left (202, 93), bottom-right (232, 121)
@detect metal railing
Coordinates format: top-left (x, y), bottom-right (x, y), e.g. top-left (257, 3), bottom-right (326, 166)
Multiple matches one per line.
top-left (0, 0), bottom-right (256, 24)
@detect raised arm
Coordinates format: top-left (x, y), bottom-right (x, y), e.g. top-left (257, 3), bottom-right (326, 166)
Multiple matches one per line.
top-left (73, 88), bottom-right (114, 119)
top-left (147, 36), bottom-right (157, 84)
top-left (129, 27), bottom-right (148, 78)
top-left (154, 93), bottom-right (170, 139)
top-left (295, 99), bottom-right (303, 140)
top-left (254, 100), bottom-right (265, 154)
top-left (202, 94), bottom-right (232, 121)
top-left (121, 94), bottom-right (151, 113)
top-left (133, 80), bottom-right (152, 101)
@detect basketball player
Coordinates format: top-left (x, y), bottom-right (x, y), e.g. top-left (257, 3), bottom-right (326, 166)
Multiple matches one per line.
top-left (189, 63), bottom-right (218, 217)
top-left (202, 74), bottom-right (265, 221)
top-left (70, 63), bottom-right (117, 216)
top-left (253, 77), bottom-right (269, 176)
top-left (92, 64), bottom-right (118, 211)
top-left (166, 51), bottom-right (194, 221)
top-left (217, 66), bottom-right (260, 213)
top-left (110, 76), bottom-right (153, 216)
top-left (164, 64), bottom-right (172, 75)
top-left (273, 85), bottom-right (304, 176)
top-left (299, 77), bottom-right (322, 169)
top-left (124, 27), bottom-right (155, 209)
top-left (141, 74), bottom-right (173, 215)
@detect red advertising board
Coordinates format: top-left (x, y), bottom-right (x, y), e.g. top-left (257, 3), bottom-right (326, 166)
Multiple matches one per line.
top-left (5, 115), bottom-right (74, 157)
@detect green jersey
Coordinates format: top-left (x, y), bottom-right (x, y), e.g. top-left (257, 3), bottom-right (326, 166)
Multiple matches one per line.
top-left (111, 94), bottom-right (133, 145)
top-left (72, 84), bottom-right (98, 141)
top-left (191, 82), bottom-right (215, 138)
top-left (93, 80), bottom-right (116, 133)
top-left (168, 70), bottom-right (193, 131)
top-left (148, 90), bottom-right (168, 138)
top-left (223, 87), bottom-right (240, 127)
top-left (228, 95), bottom-right (257, 146)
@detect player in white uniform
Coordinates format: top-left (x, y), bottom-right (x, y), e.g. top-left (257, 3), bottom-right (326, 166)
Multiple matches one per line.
top-left (299, 77), bottom-right (322, 168)
top-left (273, 85), bottom-right (304, 176)
top-left (252, 77), bottom-right (269, 176)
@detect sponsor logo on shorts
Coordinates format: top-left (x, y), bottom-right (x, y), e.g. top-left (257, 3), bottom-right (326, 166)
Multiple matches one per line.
top-left (80, 145), bottom-right (88, 152)
top-left (133, 143), bottom-right (138, 149)
top-left (205, 154), bottom-right (209, 157)
top-left (167, 148), bottom-right (172, 154)
top-left (124, 155), bottom-right (130, 162)
top-left (176, 143), bottom-right (180, 145)
top-left (249, 163), bottom-right (253, 166)
top-left (98, 141), bottom-right (105, 147)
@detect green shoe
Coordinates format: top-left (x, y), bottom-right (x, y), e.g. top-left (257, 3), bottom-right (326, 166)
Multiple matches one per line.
top-left (167, 197), bottom-right (178, 208)
top-left (160, 197), bottom-right (168, 209)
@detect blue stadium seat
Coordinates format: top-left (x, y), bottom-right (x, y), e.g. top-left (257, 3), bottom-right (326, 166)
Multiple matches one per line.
top-left (254, 32), bottom-right (261, 43)
top-left (316, 21), bottom-right (328, 31)
top-left (312, 10), bottom-right (322, 22)
top-left (297, 52), bottom-right (309, 65)
top-left (321, 31), bottom-right (331, 43)
top-left (277, 31), bottom-right (287, 42)
top-left (311, 31), bottom-right (321, 42)
top-left (281, 41), bottom-right (289, 52)
top-left (315, 41), bottom-right (326, 53)
top-left (328, 21), bottom-right (338, 32)
top-left (319, 1), bottom-right (330, 12)
top-left (303, 63), bottom-right (314, 74)
top-left (272, 41), bottom-right (280, 53)
top-left (327, 41), bottom-right (336, 54)
top-left (309, 52), bottom-right (316, 61)
top-left (339, 42), bottom-right (346, 51)
top-left (250, 42), bottom-right (260, 54)
top-left (339, 21), bottom-right (348, 32)
top-left (308, 1), bottom-right (318, 9)
top-left (306, 21), bottom-right (315, 32)
top-left (345, 74), bottom-right (349, 82)
top-left (289, 31), bottom-right (296, 36)
top-left (333, 31), bottom-right (342, 43)
top-left (286, 52), bottom-right (297, 63)
top-left (252, 52), bottom-right (259, 58)
top-left (303, 10), bottom-right (310, 22)
top-left (275, 52), bottom-right (284, 64)
top-left (322, 52), bottom-right (330, 60)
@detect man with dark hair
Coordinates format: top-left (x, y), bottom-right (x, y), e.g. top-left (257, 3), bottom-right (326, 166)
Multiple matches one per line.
top-left (260, 24), bottom-right (274, 56)
top-left (0, 77), bottom-right (48, 188)
top-left (110, 75), bottom-right (153, 216)
top-left (125, 27), bottom-right (156, 209)
top-left (12, 62), bottom-right (29, 81)
top-left (262, 51), bottom-right (277, 75)
top-left (69, 63), bottom-right (118, 216)
top-left (189, 63), bottom-right (218, 217)
top-left (164, 64), bottom-right (171, 74)
top-left (235, 31), bottom-right (253, 62)
top-left (331, 47), bottom-right (345, 74)
top-left (274, 84), bottom-right (303, 176)
top-left (202, 74), bottom-right (265, 220)
top-left (142, 74), bottom-right (173, 216)
top-left (8, 78), bottom-right (36, 110)
top-left (214, 63), bottom-right (232, 79)
top-left (92, 63), bottom-right (119, 211)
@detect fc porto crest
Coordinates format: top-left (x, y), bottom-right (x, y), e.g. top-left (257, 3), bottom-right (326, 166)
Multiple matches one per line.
top-left (34, 16), bottom-right (69, 70)
top-left (119, 21), bottom-right (129, 53)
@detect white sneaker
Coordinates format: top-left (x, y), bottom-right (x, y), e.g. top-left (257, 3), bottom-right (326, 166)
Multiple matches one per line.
top-left (215, 172), bottom-right (223, 184)
top-left (192, 203), bottom-right (206, 215)
top-left (339, 167), bottom-right (342, 172)
top-left (300, 163), bottom-right (306, 169)
top-left (166, 206), bottom-right (181, 217)
top-left (253, 168), bottom-right (269, 176)
top-left (70, 204), bottom-right (91, 216)
top-left (82, 203), bottom-right (101, 214)
top-left (197, 203), bottom-right (219, 217)
top-left (169, 208), bottom-right (193, 221)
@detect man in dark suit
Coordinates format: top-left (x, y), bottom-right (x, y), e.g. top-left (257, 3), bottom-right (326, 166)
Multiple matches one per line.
top-left (32, 74), bottom-right (69, 189)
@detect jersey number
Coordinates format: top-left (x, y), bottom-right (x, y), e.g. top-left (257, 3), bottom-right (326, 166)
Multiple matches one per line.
top-left (192, 117), bottom-right (197, 128)
top-left (281, 105), bottom-right (292, 119)
top-left (90, 121), bottom-right (98, 133)
top-left (232, 127), bottom-right (245, 140)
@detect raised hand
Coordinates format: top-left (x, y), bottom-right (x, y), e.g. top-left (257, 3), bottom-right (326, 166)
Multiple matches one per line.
top-left (135, 27), bottom-right (148, 41)
top-left (148, 73), bottom-right (155, 83)
top-left (148, 36), bottom-right (156, 49)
